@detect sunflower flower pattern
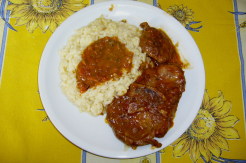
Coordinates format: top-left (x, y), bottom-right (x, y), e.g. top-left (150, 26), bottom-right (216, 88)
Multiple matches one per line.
top-left (172, 90), bottom-right (240, 162)
top-left (167, 4), bottom-right (202, 32)
top-left (6, 0), bottom-right (87, 33)
top-left (167, 4), bottom-right (193, 25)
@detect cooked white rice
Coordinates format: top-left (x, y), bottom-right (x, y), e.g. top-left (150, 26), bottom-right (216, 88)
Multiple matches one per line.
top-left (59, 16), bottom-right (146, 115)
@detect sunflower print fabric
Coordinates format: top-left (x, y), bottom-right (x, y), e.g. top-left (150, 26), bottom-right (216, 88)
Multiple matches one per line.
top-left (167, 4), bottom-right (194, 25)
top-left (173, 90), bottom-right (239, 162)
top-left (163, 4), bottom-right (203, 32)
top-left (7, 0), bottom-right (87, 32)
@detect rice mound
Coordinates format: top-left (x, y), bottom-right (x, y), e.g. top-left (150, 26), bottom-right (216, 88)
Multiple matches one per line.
top-left (59, 16), bottom-right (146, 115)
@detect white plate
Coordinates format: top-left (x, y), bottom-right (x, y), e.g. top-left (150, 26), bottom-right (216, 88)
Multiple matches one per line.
top-left (38, 0), bottom-right (205, 159)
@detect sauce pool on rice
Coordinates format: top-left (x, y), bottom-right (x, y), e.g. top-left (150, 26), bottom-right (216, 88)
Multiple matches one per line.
top-left (59, 16), bottom-right (145, 115)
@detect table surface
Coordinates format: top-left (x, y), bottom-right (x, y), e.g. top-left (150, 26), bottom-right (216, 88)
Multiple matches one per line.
top-left (0, 0), bottom-right (245, 162)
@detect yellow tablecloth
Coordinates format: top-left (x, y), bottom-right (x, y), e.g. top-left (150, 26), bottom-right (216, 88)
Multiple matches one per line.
top-left (0, 0), bottom-right (245, 162)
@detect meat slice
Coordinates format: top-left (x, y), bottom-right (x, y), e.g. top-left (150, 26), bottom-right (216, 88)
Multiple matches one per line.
top-left (106, 23), bottom-right (186, 149)
top-left (106, 84), bottom-right (170, 148)
top-left (136, 64), bottom-right (185, 118)
top-left (139, 22), bottom-right (176, 63)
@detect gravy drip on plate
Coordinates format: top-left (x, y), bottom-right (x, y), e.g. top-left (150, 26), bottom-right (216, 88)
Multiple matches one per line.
top-left (76, 36), bottom-right (133, 93)
top-left (106, 22), bottom-right (186, 149)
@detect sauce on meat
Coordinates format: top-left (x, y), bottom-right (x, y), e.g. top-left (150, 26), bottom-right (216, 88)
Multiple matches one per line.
top-left (106, 84), bottom-right (170, 148)
top-left (106, 22), bottom-right (186, 148)
top-left (76, 36), bottom-right (133, 93)
top-left (136, 64), bottom-right (185, 121)
top-left (139, 22), bottom-right (183, 67)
